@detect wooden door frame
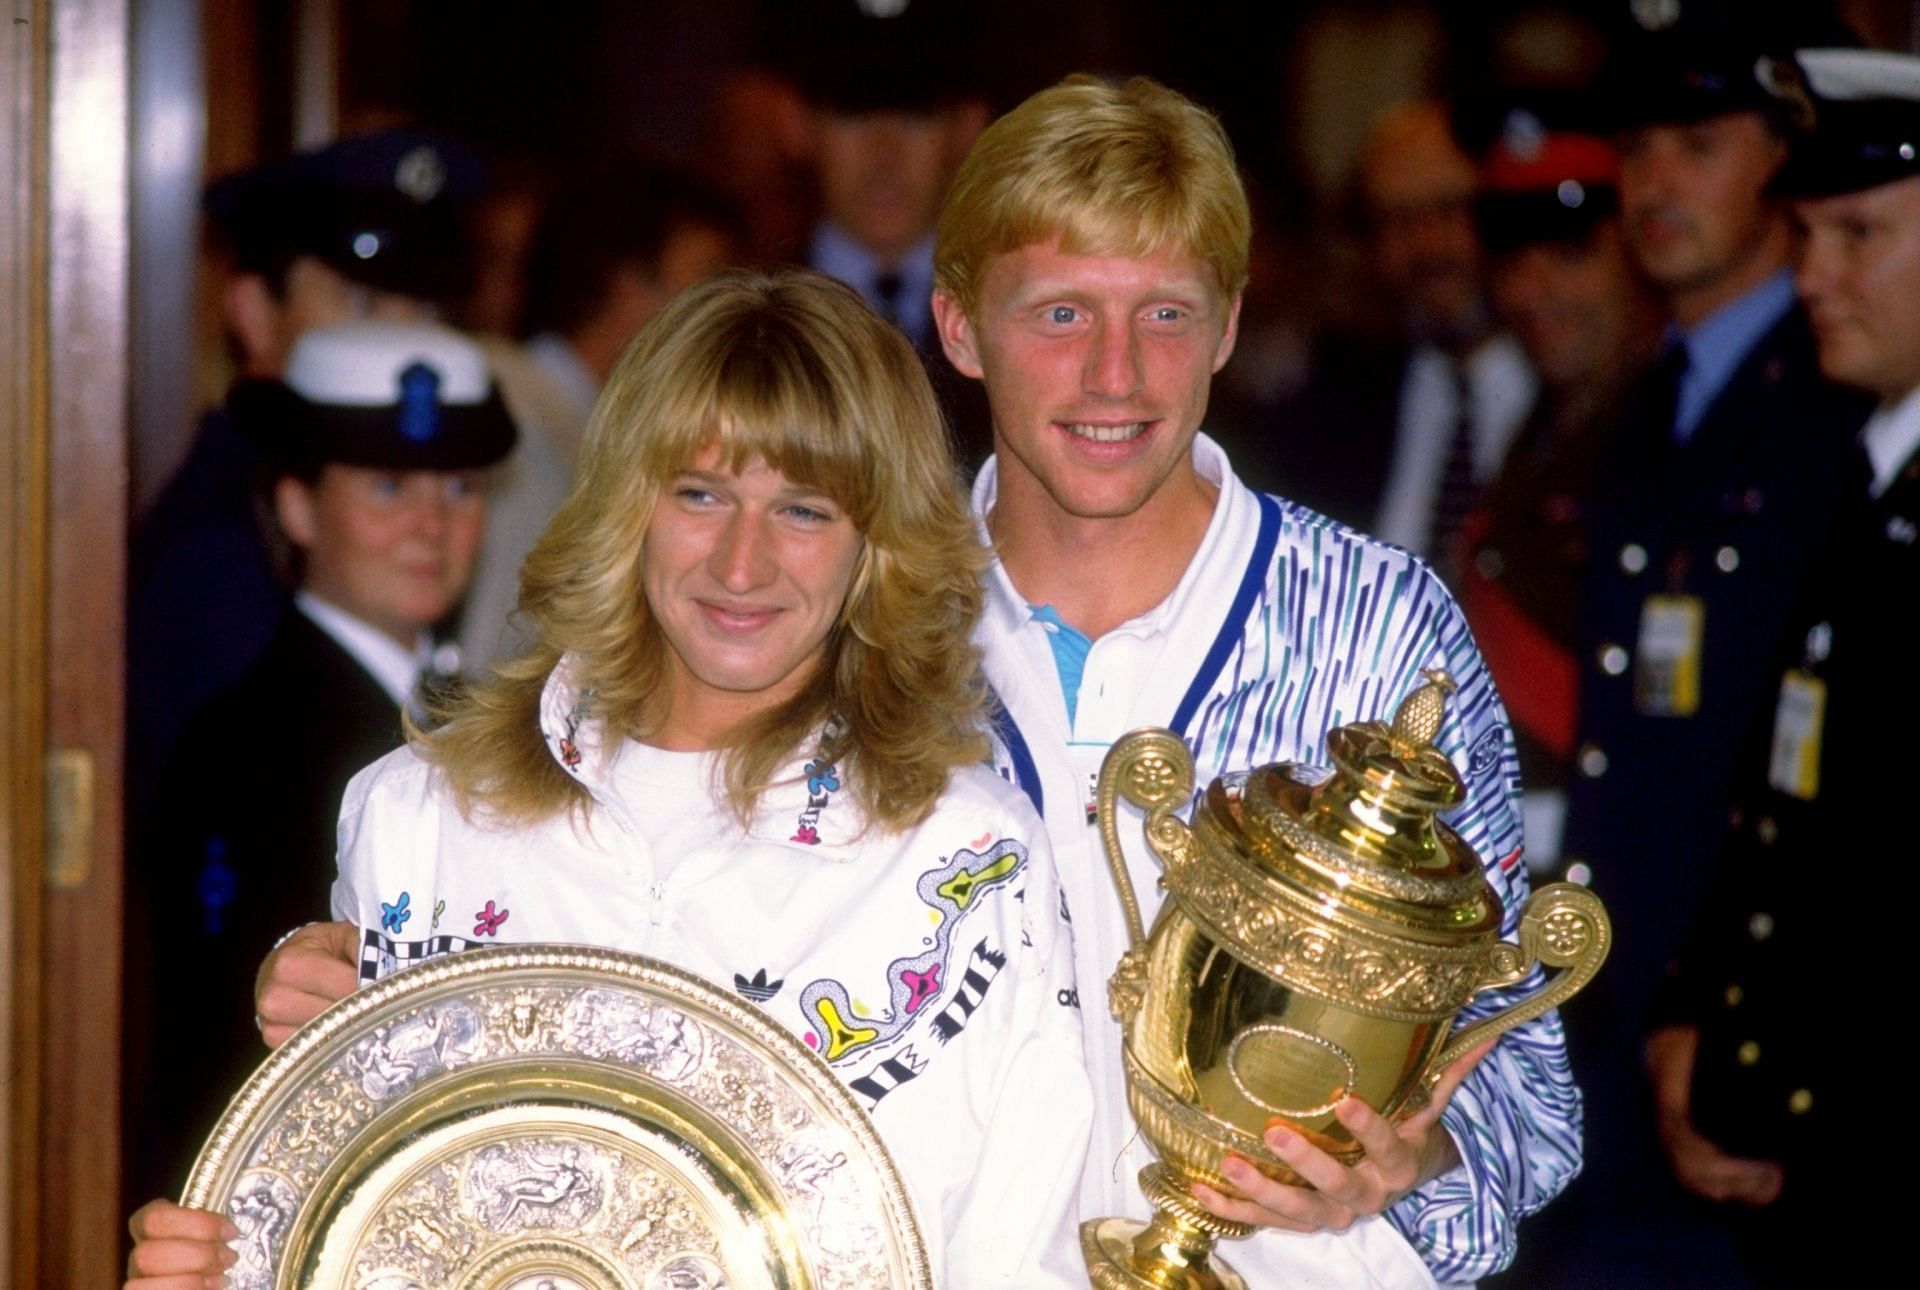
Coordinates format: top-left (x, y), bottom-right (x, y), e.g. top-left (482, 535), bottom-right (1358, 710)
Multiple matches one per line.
top-left (4, 0), bottom-right (130, 1284)
top-left (1, 0), bottom-right (52, 1277)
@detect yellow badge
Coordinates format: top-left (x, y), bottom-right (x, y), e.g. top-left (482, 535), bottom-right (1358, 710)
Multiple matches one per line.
top-left (1634, 594), bottom-right (1704, 717)
top-left (1766, 669), bottom-right (1826, 801)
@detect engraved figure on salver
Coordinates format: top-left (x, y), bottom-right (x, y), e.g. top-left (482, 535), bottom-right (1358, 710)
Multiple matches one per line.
top-left (562, 989), bottom-right (703, 1081)
top-left (466, 1142), bottom-right (605, 1232)
top-left (225, 1171), bottom-right (300, 1289)
top-left (349, 1002), bottom-right (483, 1100)
top-left (653, 1253), bottom-right (728, 1289)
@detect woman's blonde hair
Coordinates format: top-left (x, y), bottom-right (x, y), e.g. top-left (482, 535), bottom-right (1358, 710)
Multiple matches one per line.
top-left (422, 267), bottom-right (988, 831)
top-left (935, 74), bottom-right (1251, 314)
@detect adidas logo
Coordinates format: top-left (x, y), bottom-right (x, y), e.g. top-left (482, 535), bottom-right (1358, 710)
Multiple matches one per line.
top-left (734, 968), bottom-right (784, 1003)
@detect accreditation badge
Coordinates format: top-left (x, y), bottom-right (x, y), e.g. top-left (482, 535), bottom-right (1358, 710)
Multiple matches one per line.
top-left (1766, 669), bottom-right (1827, 801)
top-left (1634, 594), bottom-right (1704, 717)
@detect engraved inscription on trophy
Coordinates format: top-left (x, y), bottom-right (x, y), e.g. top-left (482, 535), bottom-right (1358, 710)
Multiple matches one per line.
top-left (1221, 1024), bottom-right (1358, 1119)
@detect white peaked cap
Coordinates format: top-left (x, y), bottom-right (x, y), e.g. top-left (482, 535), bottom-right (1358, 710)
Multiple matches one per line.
top-left (283, 321), bottom-right (494, 408)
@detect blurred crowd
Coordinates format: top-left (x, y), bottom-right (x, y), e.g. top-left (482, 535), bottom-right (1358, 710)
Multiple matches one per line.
top-left (122, 1), bottom-right (1916, 1286)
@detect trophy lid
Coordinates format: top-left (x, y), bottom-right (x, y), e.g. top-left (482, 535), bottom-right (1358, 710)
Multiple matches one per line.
top-left (1217, 670), bottom-right (1500, 940)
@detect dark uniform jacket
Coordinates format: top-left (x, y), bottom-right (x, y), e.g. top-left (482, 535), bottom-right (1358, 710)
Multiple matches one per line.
top-left (1563, 305), bottom-right (1872, 1008)
top-left (127, 403), bottom-right (288, 819)
top-left (127, 609), bottom-right (407, 1199)
top-left (1650, 435), bottom-right (1916, 1273)
top-left (1664, 442), bottom-right (1918, 1180)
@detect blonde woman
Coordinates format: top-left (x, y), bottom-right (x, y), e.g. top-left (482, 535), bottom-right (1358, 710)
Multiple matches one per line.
top-left (127, 268), bottom-right (1091, 1289)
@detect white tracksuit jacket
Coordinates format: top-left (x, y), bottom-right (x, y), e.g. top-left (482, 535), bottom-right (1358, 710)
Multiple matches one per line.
top-left (333, 654), bottom-right (1093, 1287)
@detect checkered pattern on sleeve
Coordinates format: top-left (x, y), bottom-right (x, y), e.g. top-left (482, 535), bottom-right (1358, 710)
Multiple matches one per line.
top-left (358, 926), bottom-right (485, 983)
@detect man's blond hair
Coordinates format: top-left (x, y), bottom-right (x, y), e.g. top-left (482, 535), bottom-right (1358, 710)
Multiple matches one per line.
top-left (935, 74), bottom-right (1251, 312)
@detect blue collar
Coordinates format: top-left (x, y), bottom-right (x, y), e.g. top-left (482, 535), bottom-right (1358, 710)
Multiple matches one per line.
top-left (1671, 269), bottom-right (1796, 441)
top-left (808, 222), bottom-right (936, 334)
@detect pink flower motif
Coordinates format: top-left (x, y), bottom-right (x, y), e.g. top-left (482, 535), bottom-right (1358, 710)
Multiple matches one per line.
top-left (903, 965), bottom-right (942, 1012)
top-left (473, 900), bottom-right (510, 936)
top-left (791, 824), bottom-right (819, 845)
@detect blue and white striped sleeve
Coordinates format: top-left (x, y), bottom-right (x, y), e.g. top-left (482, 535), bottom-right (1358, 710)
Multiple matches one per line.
top-left (1384, 589), bottom-right (1583, 1283)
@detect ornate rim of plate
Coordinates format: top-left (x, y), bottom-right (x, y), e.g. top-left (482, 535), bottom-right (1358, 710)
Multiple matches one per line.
top-left (183, 943), bottom-right (933, 1290)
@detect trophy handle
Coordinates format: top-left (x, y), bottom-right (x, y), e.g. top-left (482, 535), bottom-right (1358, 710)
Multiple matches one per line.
top-left (1095, 729), bottom-right (1197, 952)
top-left (1428, 882), bottom-right (1611, 1076)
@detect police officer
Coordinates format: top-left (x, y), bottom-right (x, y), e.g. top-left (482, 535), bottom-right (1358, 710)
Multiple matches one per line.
top-left (1646, 47), bottom-right (1920, 1285)
top-left (128, 321), bottom-right (517, 1204)
top-left (1547, 6), bottom-right (1874, 1281)
top-left (782, 0), bottom-right (994, 468)
top-left (129, 130), bottom-right (484, 819)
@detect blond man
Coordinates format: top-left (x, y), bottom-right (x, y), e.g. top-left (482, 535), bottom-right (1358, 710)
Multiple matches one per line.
top-left (933, 75), bottom-right (1578, 1286)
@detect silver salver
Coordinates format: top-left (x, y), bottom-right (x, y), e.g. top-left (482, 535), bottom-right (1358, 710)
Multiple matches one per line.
top-left (183, 944), bottom-right (933, 1289)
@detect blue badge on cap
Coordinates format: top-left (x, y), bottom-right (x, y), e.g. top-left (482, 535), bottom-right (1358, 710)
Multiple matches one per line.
top-left (398, 361), bottom-right (442, 442)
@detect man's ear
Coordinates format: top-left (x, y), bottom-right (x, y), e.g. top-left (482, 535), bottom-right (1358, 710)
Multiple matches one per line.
top-left (1211, 291), bottom-right (1245, 375)
top-left (274, 475), bottom-right (319, 552)
top-left (931, 288), bottom-right (984, 380)
top-left (224, 273), bottom-right (285, 377)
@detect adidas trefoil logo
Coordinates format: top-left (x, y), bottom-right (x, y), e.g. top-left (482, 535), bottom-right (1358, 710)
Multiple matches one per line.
top-left (734, 968), bottom-right (784, 1003)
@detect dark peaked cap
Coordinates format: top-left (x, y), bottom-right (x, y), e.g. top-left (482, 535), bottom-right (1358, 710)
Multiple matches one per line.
top-left (204, 130), bottom-right (485, 302)
top-left (1598, 0), bottom-right (1856, 131)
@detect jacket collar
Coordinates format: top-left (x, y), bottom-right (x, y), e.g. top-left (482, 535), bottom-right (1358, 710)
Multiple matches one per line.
top-left (537, 653), bottom-right (869, 860)
top-left (971, 432), bottom-right (1257, 644)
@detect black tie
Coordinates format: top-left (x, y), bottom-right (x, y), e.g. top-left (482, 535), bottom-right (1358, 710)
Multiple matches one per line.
top-left (872, 271), bottom-right (904, 328)
top-left (1428, 361), bottom-right (1478, 564)
top-left (1653, 339), bottom-right (1691, 443)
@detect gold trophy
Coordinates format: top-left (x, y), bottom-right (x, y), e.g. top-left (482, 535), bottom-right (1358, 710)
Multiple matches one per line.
top-left (1080, 671), bottom-right (1610, 1289)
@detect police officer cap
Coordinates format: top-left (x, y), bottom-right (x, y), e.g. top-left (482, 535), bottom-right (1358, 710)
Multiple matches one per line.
top-left (777, 0), bottom-right (980, 115)
top-left (1767, 49), bottom-right (1920, 197)
top-left (203, 130), bottom-right (485, 302)
top-left (1599, 0), bottom-right (1852, 131)
top-left (1467, 90), bottom-right (1621, 255)
top-left (232, 322), bottom-right (517, 476)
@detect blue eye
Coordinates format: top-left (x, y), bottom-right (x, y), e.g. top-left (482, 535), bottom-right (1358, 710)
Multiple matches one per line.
top-left (370, 475), bottom-right (404, 498)
top-left (1047, 305), bottom-right (1078, 324)
top-left (1149, 307), bottom-right (1184, 322)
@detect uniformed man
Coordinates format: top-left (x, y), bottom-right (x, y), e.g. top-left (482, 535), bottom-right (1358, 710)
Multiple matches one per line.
top-left (1645, 46), bottom-right (1920, 1285)
top-left (1456, 91), bottom-right (1664, 866)
top-left (1550, 6), bottom-right (1874, 1280)
top-left (128, 130), bottom-right (485, 817)
top-left (784, 0), bottom-right (993, 467)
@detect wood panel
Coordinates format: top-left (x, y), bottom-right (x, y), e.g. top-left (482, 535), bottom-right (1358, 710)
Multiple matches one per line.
top-left (42, 0), bottom-right (130, 1284)
top-left (1, 0), bottom-right (51, 1282)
